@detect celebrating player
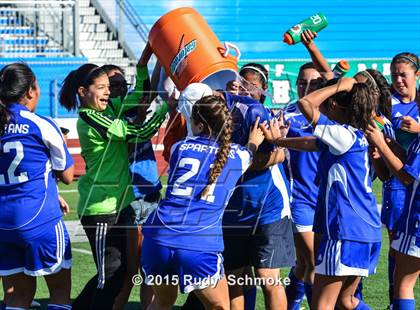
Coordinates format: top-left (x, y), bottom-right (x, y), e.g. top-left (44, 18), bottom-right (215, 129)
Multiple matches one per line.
top-left (0, 63), bottom-right (74, 309)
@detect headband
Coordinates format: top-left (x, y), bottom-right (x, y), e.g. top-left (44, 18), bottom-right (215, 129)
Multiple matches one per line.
top-left (361, 70), bottom-right (379, 92)
top-left (81, 66), bottom-right (101, 87)
top-left (394, 56), bottom-right (419, 70)
top-left (240, 66), bottom-right (268, 83)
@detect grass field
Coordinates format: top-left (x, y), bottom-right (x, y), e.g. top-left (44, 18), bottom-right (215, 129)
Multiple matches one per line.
top-left (0, 231), bottom-right (403, 309)
top-left (2, 179), bottom-right (419, 309)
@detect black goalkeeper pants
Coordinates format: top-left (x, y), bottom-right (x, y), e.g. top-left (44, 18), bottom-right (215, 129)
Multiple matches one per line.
top-left (72, 206), bottom-right (135, 310)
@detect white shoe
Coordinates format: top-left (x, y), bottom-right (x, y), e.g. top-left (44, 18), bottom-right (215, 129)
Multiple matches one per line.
top-left (30, 300), bottom-right (41, 308)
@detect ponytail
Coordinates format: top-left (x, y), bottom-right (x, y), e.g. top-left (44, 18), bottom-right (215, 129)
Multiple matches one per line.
top-left (0, 100), bottom-right (11, 136)
top-left (356, 69), bottom-right (392, 119)
top-left (59, 69), bottom-right (80, 111)
top-left (191, 95), bottom-right (233, 198)
top-left (349, 83), bottom-right (376, 131)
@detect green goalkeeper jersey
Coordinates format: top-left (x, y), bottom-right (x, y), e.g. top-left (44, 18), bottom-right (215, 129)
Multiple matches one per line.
top-left (77, 65), bottom-right (168, 216)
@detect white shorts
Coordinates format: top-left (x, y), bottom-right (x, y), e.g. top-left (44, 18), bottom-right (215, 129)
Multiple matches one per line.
top-left (315, 239), bottom-right (381, 277)
top-left (391, 232), bottom-right (420, 258)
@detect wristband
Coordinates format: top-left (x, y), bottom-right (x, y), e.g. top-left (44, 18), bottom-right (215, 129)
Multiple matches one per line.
top-left (246, 142), bottom-right (257, 153)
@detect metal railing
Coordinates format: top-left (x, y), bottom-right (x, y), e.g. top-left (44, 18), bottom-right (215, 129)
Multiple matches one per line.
top-left (118, 0), bottom-right (148, 42)
top-left (0, 0), bottom-right (80, 56)
top-left (89, 0), bottom-right (149, 61)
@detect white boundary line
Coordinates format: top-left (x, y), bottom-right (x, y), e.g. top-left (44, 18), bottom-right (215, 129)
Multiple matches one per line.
top-left (73, 247), bottom-right (92, 255)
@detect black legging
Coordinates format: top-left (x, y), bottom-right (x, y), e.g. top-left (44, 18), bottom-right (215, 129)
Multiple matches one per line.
top-left (72, 207), bottom-right (134, 310)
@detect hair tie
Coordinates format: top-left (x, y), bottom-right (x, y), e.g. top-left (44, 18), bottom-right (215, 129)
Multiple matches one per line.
top-left (240, 66), bottom-right (268, 83)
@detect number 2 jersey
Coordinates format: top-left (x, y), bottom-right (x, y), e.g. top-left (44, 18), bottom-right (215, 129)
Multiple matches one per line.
top-left (313, 114), bottom-right (382, 242)
top-left (0, 103), bottom-right (73, 239)
top-left (142, 136), bottom-right (252, 252)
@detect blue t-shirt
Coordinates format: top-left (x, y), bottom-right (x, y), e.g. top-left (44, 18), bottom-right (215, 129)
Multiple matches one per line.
top-left (0, 104), bottom-right (73, 239)
top-left (313, 113), bottom-right (382, 242)
top-left (129, 140), bottom-right (162, 198)
top-left (142, 136), bottom-right (252, 252)
top-left (223, 97), bottom-right (291, 227)
top-left (389, 94), bottom-right (419, 191)
top-left (284, 103), bottom-right (319, 208)
top-left (391, 94), bottom-right (419, 150)
top-left (397, 136), bottom-right (420, 238)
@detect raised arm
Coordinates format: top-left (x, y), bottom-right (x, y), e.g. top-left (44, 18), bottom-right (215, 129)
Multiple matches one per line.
top-left (79, 103), bottom-right (169, 143)
top-left (301, 30), bottom-right (334, 80)
top-left (298, 77), bottom-right (356, 126)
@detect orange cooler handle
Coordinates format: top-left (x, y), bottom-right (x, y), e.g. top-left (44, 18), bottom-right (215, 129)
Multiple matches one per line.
top-left (223, 42), bottom-right (241, 60)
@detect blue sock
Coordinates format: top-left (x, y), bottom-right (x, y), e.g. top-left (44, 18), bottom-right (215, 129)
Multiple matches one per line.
top-left (5, 308), bottom-right (25, 310)
top-left (244, 286), bottom-right (257, 310)
top-left (354, 300), bottom-right (371, 310)
top-left (354, 279), bottom-right (364, 301)
top-left (393, 299), bottom-right (415, 310)
top-left (388, 254), bottom-right (396, 304)
top-left (286, 270), bottom-right (305, 310)
top-left (47, 305), bottom-right (72, 310)
top-left (304, 282), bottom-right (313, 306)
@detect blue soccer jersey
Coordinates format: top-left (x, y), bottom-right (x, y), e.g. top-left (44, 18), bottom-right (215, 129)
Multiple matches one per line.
top-left (129, 140), bottom-right (162, 198)
top-left (397, 136), bottom-right (420, 238)
top-left (313, 114), bottom-right (382, 242)
top-left (284, 103), bottom-right (320, 208)
top-left (0, 104), bottom-right (73, 239)
top-left (390, 94), bottom-right (419, 151)
top-left (223, 97), bottom-right (291, 227)
top-left (142, 136), bottom-right (252, 252)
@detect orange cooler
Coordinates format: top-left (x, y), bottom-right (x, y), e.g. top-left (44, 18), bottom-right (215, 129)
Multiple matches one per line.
top-left (148, 7), bottom-right (240, 91)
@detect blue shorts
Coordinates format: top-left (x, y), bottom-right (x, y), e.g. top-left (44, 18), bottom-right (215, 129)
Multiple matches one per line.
top-left (391, 232), bottom-right (420, 258)
top-left (141, 238), bottom-right (224, 294)
top-left (291, 201), bottom-right (315, 233)
top-left (0, 220), bottom-right (71, 276)
top-left (381, 188), bottom-right (406, 230)
top-left (315, 238), bottom-right (381, 277)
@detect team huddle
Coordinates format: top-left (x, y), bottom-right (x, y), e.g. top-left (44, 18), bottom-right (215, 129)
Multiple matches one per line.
top-left (0, 29), bottom-right (419, 310)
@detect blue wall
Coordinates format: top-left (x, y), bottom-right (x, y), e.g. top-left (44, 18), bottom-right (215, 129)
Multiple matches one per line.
top-left (126, 0), bottom-right (420, 60)
top-left (0, 57), bottom-right (86, 117)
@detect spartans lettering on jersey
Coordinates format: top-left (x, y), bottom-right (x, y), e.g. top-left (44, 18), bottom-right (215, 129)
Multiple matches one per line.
top-left (179, 142), bottom-right (236, 159)
top-left (4, 123), bottom-right (29, 134)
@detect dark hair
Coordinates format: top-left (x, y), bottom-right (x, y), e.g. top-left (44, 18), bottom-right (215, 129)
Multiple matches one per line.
top-left (59, 63), bottom-right (107, 111)
top-left (240, 63), bottom-right (268, 87)
top-left (391, 52), bottom-right (419, 72)
top-left (191, 95), bottom-right (233, 198)
top-left (323, 79), bottom-right (376, 131)
top-left (101, 64), bottom-right (125, 76)
top-left (239, 63), bottom-right (269, 103)
top-left (0, 63), bottom-right (37, 134)
top-left (297, 62), bottom-right (317, 81)
top-left (355, 69), bottom-right (392, 119)
top-left (0, 101), bottom-right (10, 136)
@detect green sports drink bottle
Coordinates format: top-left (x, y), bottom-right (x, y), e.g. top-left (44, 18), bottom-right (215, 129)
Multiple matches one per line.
top-left (283, 13), bottom-right (328, 45)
